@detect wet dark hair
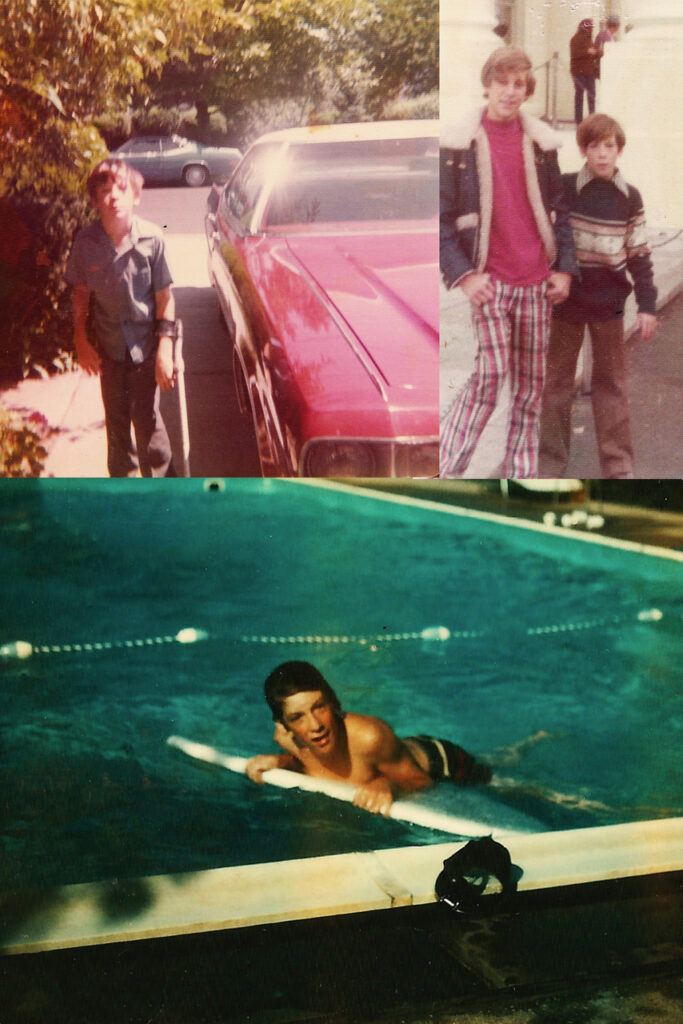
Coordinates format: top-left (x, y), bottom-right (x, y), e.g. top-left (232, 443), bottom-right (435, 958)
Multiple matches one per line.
top-left (577, 113), bottom-right (626, 150)
top-left (264, 661), bottom-right (343, 723)
top-left (86, 158), bottom-right (143, 201)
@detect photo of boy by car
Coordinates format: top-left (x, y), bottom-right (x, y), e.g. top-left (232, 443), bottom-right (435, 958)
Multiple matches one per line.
top-left (439, 46), bottom-right (576, 479)
top-left (65, 159), bottom-right (178, 477)
top-left (539, 113), bottom-right (657, 480)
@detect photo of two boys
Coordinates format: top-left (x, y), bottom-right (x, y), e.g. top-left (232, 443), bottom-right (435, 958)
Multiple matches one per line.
top-left (440, 3), bottom-right (682, 482)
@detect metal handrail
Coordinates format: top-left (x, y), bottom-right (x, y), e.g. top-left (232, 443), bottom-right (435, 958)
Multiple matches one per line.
top-left (533, 51), bottom-right (560, 128)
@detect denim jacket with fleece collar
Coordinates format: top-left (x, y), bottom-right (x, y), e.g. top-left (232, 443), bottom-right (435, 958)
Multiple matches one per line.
top-left (440, 107), bottom-right (577, 291)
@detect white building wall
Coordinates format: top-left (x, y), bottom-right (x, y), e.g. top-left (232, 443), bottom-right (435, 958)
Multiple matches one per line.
top-left (439, 1), bottom-right (679, 227)
top-left (502, 0), bottom-right (678, 226)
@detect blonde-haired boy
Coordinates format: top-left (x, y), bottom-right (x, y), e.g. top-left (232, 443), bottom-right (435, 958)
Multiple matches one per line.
top-left (440, 46), bottom-right (577, 478)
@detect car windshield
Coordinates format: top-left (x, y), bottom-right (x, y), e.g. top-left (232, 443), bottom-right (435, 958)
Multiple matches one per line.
top-left (263, 137), bottom-right (437, 228)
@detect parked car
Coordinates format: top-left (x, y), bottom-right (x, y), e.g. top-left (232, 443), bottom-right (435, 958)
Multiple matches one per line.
top-left (110, 135), bottom-right (242, 187)
top-left (205, 120), bottom-right (439, 477)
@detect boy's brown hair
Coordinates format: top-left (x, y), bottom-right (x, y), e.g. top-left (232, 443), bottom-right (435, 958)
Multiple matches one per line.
top-left (86, 158), bottom-right (144, 202)
top-left (577, 113), bottom-right (626, 151)
top-left (481, 46), bottom-right (536, 98)
top-left (264, 661), bottom-right (343, 724)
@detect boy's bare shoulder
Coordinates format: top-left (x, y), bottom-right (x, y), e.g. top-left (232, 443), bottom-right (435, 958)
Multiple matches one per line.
top-left (345, 712), bottom-right (398, 753)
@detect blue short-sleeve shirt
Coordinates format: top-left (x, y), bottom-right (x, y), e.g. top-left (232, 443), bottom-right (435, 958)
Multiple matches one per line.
top-left (66, 216), bottom-right (173, 363)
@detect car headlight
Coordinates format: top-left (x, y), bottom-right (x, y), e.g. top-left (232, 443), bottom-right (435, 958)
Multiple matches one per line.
top-left (302, 441), bottom-right (377, 477)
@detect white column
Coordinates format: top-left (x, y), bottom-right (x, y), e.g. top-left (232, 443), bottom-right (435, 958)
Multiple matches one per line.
top-left (440, 0), bottom-right (501, 123)
top-left (598, 0), bottom-right (683, 226)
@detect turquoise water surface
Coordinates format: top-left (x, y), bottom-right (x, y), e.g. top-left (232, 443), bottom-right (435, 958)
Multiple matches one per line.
top-left (1, 479), bottom-right (681, 890)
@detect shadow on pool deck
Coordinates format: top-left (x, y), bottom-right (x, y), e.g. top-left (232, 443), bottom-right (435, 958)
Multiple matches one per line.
top-left (1, 873), bottom-right (681, 1023)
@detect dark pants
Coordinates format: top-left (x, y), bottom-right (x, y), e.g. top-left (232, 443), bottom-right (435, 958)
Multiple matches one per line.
top-left (100, 350), bottom-right (174, 478)
top-left (572, 73), bottom-right (596, 123)
top-left (539, 317), bottom-right (634, 479)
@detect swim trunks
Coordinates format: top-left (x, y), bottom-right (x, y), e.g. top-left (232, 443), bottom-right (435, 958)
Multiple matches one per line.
top-left (406, 735), bottom-right (492, 786)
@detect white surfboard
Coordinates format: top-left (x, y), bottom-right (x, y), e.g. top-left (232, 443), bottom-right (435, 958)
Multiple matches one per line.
top-left (167, 735), bottom-right (532, 838)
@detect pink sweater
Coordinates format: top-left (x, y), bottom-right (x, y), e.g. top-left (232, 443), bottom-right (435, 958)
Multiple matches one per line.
top-left (483, 114), bottom-right (550, 286)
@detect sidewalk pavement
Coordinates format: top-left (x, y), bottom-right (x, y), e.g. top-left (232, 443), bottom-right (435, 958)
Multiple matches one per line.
top-left (1, 368), bottom-right (107, 477)
top-left (440, 227), bottom-right (683, 478)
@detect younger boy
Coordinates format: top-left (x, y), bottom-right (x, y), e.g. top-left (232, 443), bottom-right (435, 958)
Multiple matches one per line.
top-left (246, 661), bottom-right (491, 817)
top-left (539, 114), bottom-right (657, 479)
top-left (440, 46), bottom-right (576, 478)
top-left (66, 159), bottom-right (177, 477)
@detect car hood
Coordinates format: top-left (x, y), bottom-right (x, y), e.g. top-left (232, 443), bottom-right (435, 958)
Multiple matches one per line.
top-left (283, 226), bottom-right (438, 389)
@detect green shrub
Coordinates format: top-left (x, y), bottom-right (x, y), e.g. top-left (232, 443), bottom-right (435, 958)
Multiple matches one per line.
top-left (94, 111), bottom-right (133, 151)
top-left (98, 105), bottom-right (233, 149)
top-left (0, 191), bottom-right (92, 382)
top-left (0, 116), bottom-right (105, 383)
top-left (382, 91), bottom-right (439, 120)
top-left (0, 404), bottom-right (48, 477)
top-left (235, 99), bottom-right (312, 149)
top-left (132, 105), bottom-right (192, 137)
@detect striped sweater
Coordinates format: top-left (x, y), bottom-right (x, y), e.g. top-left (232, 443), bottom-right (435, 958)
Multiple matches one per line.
top-left (555, 166), bottom-right (657, 322)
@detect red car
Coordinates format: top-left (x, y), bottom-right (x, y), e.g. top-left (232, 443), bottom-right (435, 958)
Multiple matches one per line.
top-left (205, 120), bottom-right (438, 477)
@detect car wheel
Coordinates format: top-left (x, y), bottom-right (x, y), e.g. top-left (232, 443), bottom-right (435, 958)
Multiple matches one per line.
top-left (183, 164), bottom-right (209, 187)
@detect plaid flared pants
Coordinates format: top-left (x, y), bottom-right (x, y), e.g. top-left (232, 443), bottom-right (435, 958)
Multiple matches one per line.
top-left (440, 280), bottom-right (552, 478)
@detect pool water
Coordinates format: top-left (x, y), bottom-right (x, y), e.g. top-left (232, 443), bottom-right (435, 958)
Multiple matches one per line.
top-left (1, 480), bottom-right (681, 891)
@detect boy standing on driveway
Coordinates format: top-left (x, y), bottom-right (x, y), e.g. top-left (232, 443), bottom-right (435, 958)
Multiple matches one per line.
top-left (539, 114), bottom-right (657, 479)
top-left (440, 46), bottom-right (576, 478)
top-left (66, 159), bottom-right (177, 477)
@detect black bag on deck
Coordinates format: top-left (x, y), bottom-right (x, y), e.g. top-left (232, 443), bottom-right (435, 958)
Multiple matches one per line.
top-left (435, 836), bottom-right (517, 913)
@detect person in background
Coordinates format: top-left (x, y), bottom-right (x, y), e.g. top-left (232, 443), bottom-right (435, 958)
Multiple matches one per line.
top-left (570, 19), bottom-right (599, 124)
top-left (595, 15), bottom-right (621, 56)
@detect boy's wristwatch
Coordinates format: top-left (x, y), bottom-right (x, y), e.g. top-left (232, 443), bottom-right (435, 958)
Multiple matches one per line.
top-left (155, 318), bottom-right (178, 338)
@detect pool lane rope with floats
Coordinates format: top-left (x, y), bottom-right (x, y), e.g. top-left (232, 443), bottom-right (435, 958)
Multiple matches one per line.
top-left (239, 608), bottom-right (665, 646)
top-left (0, 627), bottom-right (208, 661)
top-left (0, 610), bottom-right (666, 662)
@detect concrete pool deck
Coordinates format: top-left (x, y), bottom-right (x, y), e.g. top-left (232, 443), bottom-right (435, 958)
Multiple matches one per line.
top-left (1, 821), bottom-right (681, 1022)
top-left (2, 818), bottom-right (681, 956)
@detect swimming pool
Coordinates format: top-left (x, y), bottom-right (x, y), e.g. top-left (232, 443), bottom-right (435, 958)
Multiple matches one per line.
top-left (1, 479), bottom-right (680, 892)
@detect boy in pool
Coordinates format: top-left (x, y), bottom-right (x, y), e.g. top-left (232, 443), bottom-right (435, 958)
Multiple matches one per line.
top-left (66, 158), bottom-right (177, 477)
top-left (245, 661), bottom-right (491, 816)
